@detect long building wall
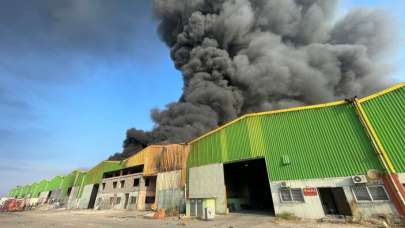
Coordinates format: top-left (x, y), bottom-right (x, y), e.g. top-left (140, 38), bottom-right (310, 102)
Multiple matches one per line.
top-left (96, 173), bottom-right (143, 210)
top-left (186, 83), bottom-right (405, 218)
top-left (188, 102), bottom-right (382, 181)
top-left (270, 177), bottom-right (398, 219)
top-left (6, 83), bottom-right (404, 219)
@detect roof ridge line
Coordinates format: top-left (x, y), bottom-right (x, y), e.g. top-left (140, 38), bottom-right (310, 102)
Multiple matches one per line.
top-left (188, 82), bottom-right (404, 144)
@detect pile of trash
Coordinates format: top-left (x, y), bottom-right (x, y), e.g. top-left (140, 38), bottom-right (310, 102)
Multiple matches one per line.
top-left (0, 199), bottom-right (24, 212)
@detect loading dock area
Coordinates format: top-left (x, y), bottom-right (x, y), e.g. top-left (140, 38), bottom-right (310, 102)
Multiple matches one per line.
top-left (223, 158), bottom-right (274, 215)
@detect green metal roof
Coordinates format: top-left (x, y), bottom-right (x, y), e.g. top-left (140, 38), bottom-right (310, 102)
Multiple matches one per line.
top-left (76, 161), bottom-right (123, 197)
top-left (32, 180), bottom-right (49, 197)
top-left (60, 170), bottom-right (85, 196)
top-left (47, 176), bottom-right (63, 191)
top-left (82, 161), bottom-right (124, 186)
top-left (361, 85), bottom-right (405, 172)
top-left (188, 102), bottom-right (382, 181)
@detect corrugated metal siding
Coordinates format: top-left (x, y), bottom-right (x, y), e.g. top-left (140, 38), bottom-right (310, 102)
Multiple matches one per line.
top-left (189, 103), bottom-right (382, 181)
top-left (33, 180), bottom-right (49, 197)
top-left (29, 183), bottom-right (38, 196)
top-left (125, 144), bottom-right (189, 178)
top-left (47, 176), bottom-right (63, 191)
top-left (21, 185), bottom-right (31, 197)
top-left (361, 86), bottom-right (405, 172)
top-left (83, 161), bottom-right (124, 185)
top-left (74, 172), bottom-right (86, 187)
top-left (60, 171), bottom-right (79, 197)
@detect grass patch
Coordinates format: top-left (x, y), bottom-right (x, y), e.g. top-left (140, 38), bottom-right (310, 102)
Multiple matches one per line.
top-left (277, 212), bottom-right (298, 220)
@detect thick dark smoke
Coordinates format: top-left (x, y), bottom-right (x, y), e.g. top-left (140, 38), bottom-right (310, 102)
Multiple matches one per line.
top-left (112, 0), bottom-right (397, 160)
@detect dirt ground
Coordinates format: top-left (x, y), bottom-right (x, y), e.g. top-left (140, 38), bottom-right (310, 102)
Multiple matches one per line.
top-left (0, 209), bottom-right (380, 228)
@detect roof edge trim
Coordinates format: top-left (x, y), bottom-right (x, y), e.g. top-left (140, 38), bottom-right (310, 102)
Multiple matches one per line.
top-left (359, 82), bottom-right (404, 103)
top-left (188, 82), bottom-right (404, 144)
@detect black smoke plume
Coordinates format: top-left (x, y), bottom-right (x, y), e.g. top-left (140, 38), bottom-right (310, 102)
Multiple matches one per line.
top-left (110, 0), bottom-right (397, 160)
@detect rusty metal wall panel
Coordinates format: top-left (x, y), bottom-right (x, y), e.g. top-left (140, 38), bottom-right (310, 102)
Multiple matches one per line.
top-left (125, 144), bottom-right (189, 181)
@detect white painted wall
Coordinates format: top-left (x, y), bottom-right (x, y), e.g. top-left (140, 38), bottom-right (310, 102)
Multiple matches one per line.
top-left (271, 176), bottom-right (398, 219)
top-left (397, 173), bottom-right (405, 183)
top-left (95, 192), bottom-right (138, 210)
top-left (27, 198), bottom-right (39, 206)
top-left (188, 163), bottom-right (227, 214)
top-left (38, 191), bottom-right (49, 204)
top-left (78, 184), bottom-right (93, 209)
top-left (66, 187), bottom-right (81, 209)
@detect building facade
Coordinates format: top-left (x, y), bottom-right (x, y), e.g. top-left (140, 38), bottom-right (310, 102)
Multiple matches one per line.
top-left (95, 144), bottom-right (188, 212)
top-left (6, 83), bottom-right (404, 220)
top-left (186, 83), bottom-right (405, 219)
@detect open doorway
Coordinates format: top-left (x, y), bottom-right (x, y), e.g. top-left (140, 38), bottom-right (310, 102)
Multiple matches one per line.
top-left (318, 187), bottom-right (351, 216)
top-left (124, 193), bottom-right (129, 209)
top-left (88, 184), bottom-right (99, 209)
top-left (46, 191), bottom-right (52, 203)
top-left (224, 158), bottom-right (274, 215)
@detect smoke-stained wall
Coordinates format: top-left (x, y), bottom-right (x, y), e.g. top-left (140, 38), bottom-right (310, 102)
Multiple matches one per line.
top-left (114, 0), bottom-right (398, 160)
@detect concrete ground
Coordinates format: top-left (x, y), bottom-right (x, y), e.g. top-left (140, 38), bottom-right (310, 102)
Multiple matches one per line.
top-left (0, 209), bottom-right (383, 228)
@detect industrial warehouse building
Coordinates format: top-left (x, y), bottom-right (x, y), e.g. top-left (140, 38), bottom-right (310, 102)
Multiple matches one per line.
top-left (186, 83), bottom-right (405, 219)
top-left (6, 83), bottom-right (405, 220)
top-left (72, 161), bottom-right (124, 209)
top-left (95, 144), bottom-right (188, 212)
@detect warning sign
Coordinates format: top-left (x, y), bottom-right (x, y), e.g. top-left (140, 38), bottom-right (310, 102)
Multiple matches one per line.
top-left (303, 187), bottom-right (317, 196)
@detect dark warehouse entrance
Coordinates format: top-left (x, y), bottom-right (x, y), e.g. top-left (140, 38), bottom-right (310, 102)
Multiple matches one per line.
top-left (223, 158), bottom-right (274, 215)
top-left (88, 184), bottom-right (99, 209)
top-left (318, 187), bottom-right (352, 216)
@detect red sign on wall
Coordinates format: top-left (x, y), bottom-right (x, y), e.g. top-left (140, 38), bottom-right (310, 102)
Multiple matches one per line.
top-left (303, 187), bottom-right (318, 196)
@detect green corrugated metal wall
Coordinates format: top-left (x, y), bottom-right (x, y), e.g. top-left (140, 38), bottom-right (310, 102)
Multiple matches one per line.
top-left (12, 187), bottom-right (19, 198)
top-left (19, 185), bottom-right (31, 198)
top-left (32, 180), bottom-right (49, 197)
top-left (29, 183), bottom-right (38, 196)
top-left (47, 176), bottom-right (63, 191)
top-left (361, 86), bottom-right (405, 172)
top-left (60, 170), bottom-right (82, 196)
top-left (74, 172), bottom-right (86, 187)
top-left (189, 103), bottom-right (383, 181)
top-left (76, 161), bottom-right (123, 198)
top-left (83, 161), bottom-right (123, 186)
top-left (16, 186), bottom-right (23, 198)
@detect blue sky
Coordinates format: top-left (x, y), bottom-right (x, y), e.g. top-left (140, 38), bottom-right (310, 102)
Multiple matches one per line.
top-left (0, 0), bottom-right (404, 196)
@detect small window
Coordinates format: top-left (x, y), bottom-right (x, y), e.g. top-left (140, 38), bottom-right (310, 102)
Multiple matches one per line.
top-left (145, 178), bottom-right (150, 187)
top-left (280, 188), bottom-right (304, 203)
top-left (133, 178), bottom-right (140, 187)
top-left (102, 183), bottom-right (106, 190)
top-left (130, 196), bottom-right (137, 204)
top-left (113, 181), bottom-right (117, 189)
top-left (352, 184), bottom-right (389, 202)
top-left (145, 196), bottom-right (155, 204)
top-left (110, 197), bottom-right (114, 205)
top-left (352, 185), bottom-right (372, 201)
top-left (368, 185), bottom-right (389, 201)
top-left (280, 188), bottom-right (292, 201)
top-left (120, 180), bottom-right (125, 188)
top-left (116, 197), bottom-right (121, 204)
